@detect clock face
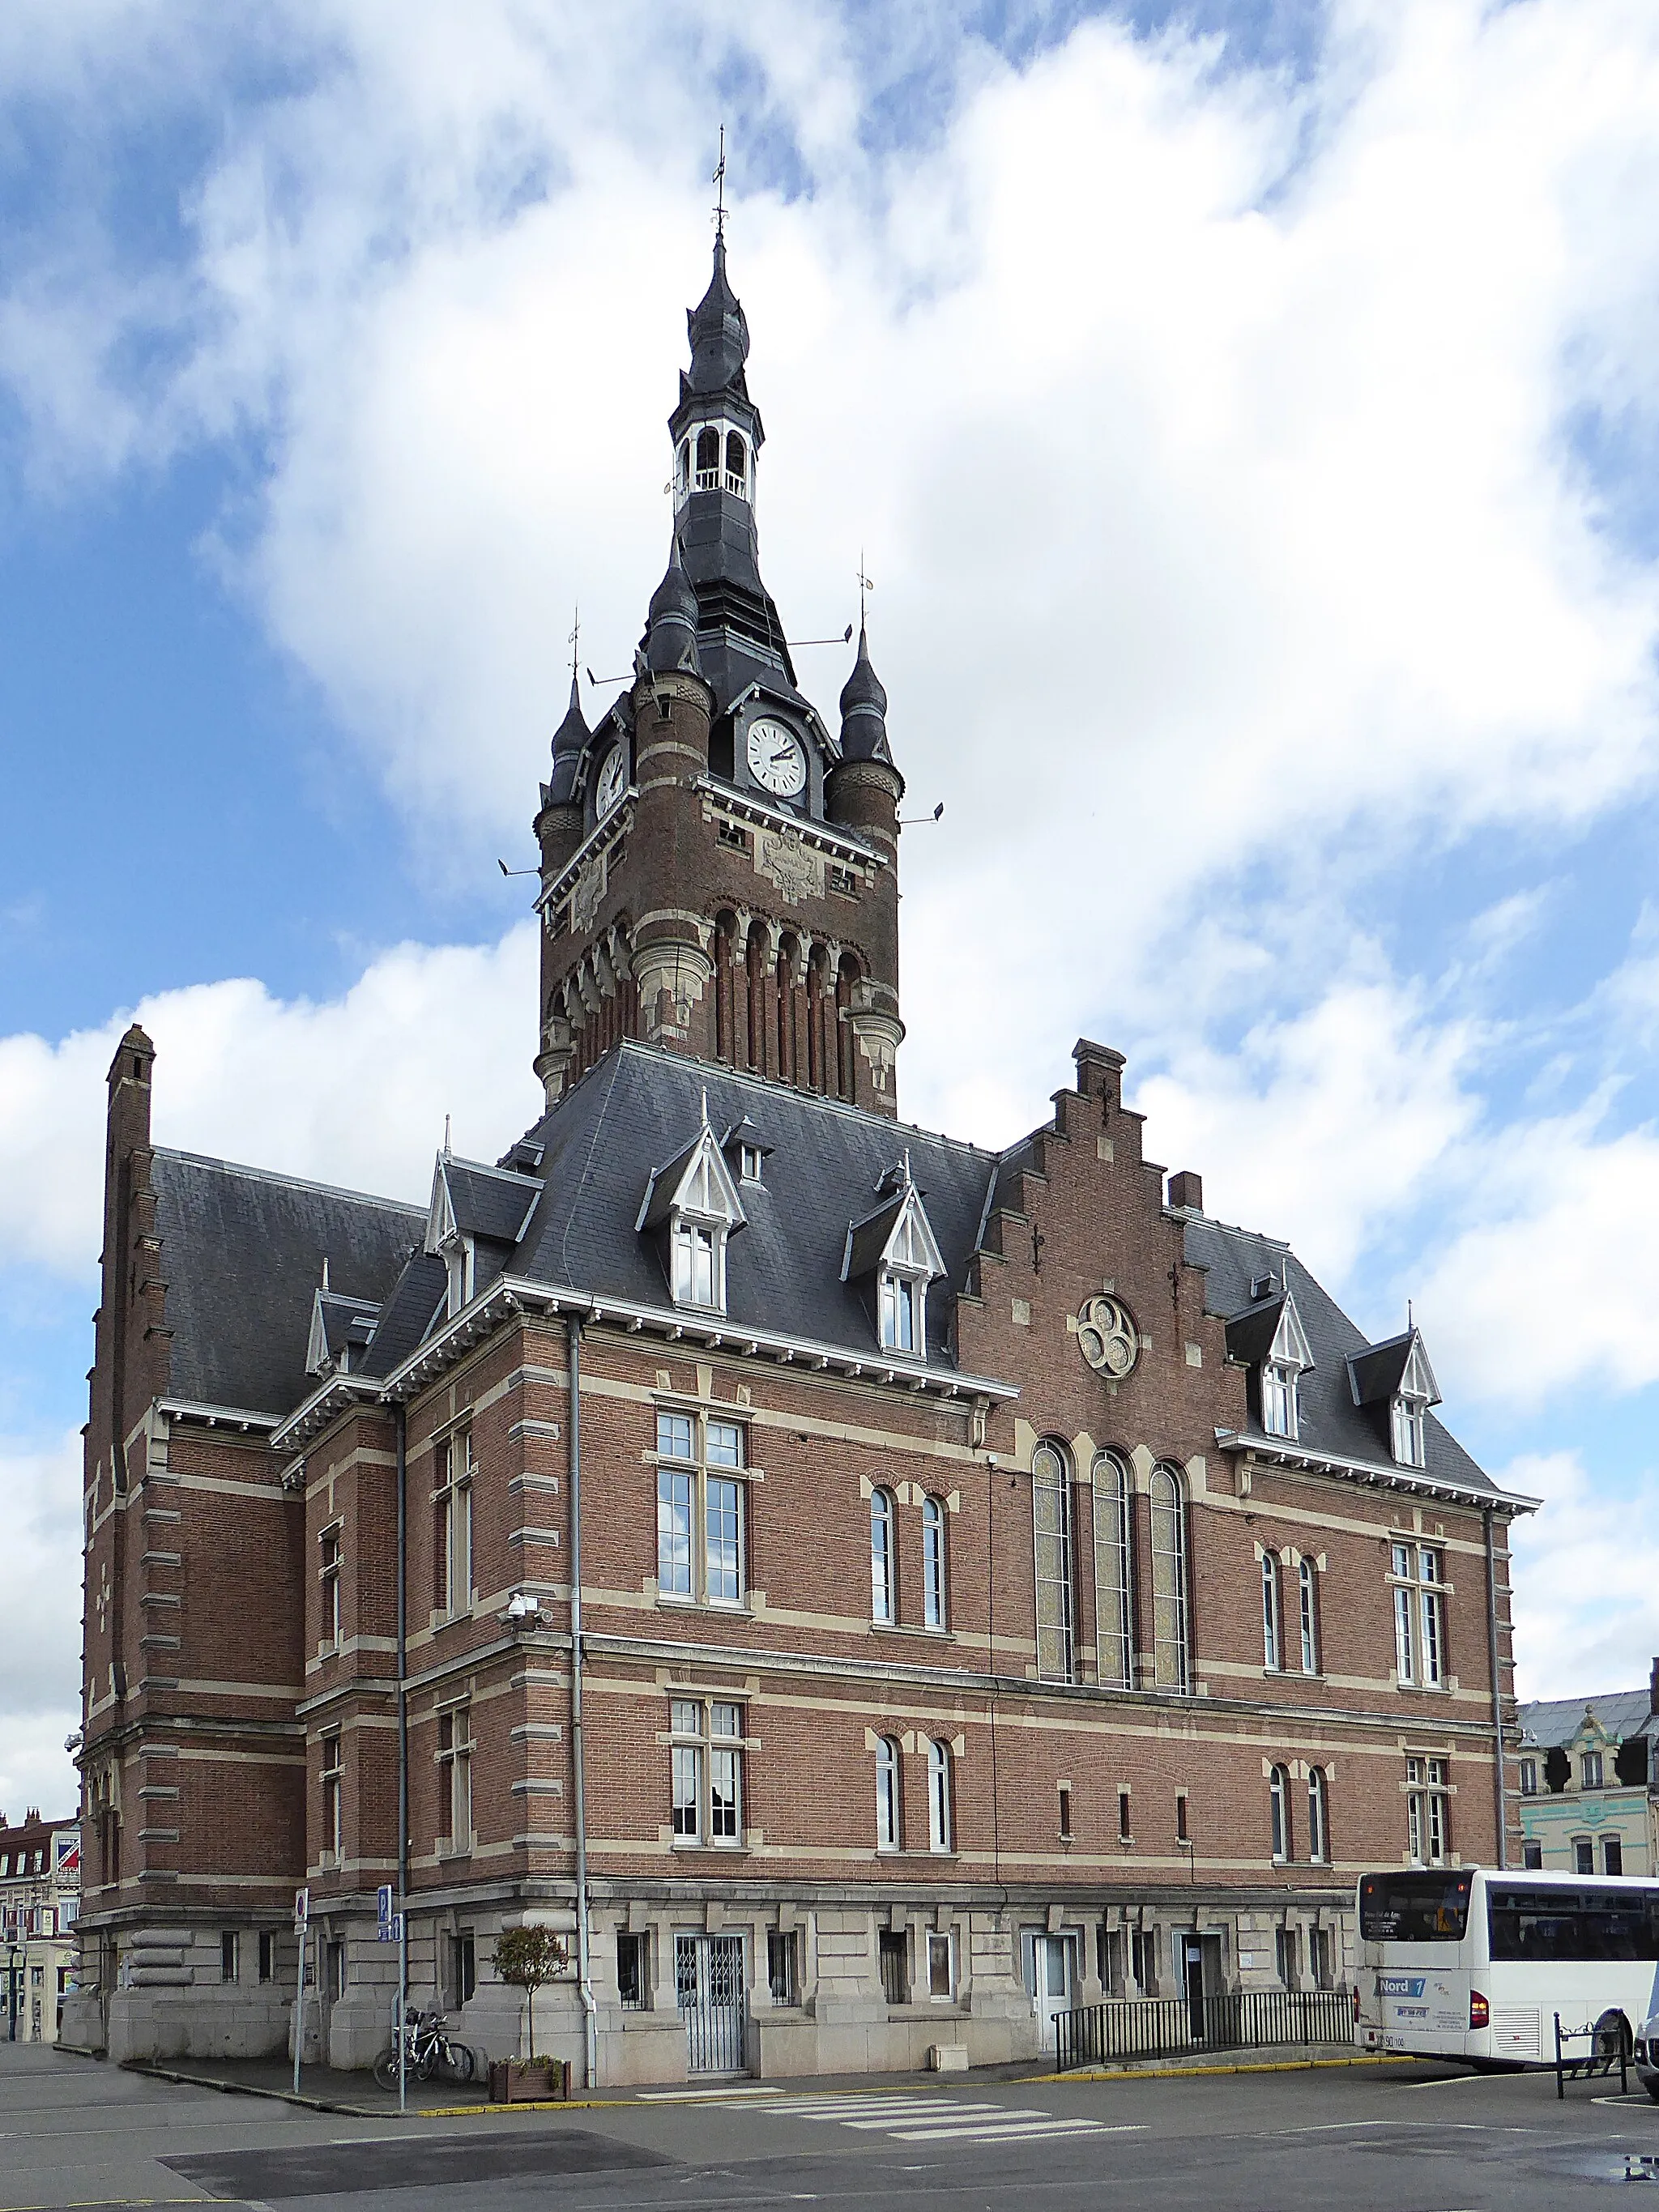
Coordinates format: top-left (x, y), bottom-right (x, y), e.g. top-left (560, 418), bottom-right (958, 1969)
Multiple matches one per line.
top-left (594, 743), bottom-right (629, 820)
top-left (745, 716), bottom-right (808, 799)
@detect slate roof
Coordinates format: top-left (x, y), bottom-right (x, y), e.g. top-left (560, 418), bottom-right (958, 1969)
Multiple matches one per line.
top-left (1519, 1690), bottom-right (1659, 1749)
top-left (150, 1150), bottom-right (424, 1417)
top-left (1183, 1215), bottom-right (1499, 1496)
top-left (435, 1159), bottom-right (541, 1249)
top-left (498, 1045), bottom-right (996, 1368)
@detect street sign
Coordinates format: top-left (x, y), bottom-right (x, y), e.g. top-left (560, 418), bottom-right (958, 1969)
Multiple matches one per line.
top-left (376, 1884), bottom-right (394, 1929)
top-left (293, 1886), bottom-right (309, 1933)
top-left (376, 1914), bottom-right (404, 1943)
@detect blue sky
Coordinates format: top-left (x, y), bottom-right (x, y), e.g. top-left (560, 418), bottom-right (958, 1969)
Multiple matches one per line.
top-left (6, 0), bottom-right (1659, 1817)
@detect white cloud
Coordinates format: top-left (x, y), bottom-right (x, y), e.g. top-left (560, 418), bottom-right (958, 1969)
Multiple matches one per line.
top-left (1508, 1448), bottom-right (1659, 1703)
top-left (0, 1430), bottom-right (82, 1823)
top-left (0, 924), bottom-right (541, 1282)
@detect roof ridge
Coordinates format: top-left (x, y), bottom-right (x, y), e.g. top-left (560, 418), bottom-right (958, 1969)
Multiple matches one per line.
top-left (608, 1038), bottom-right (1001, 1165)
top-left (445, 1153), bottom-right (541, 1187)
top-left (152, 1146), bottom-right (424, 1217)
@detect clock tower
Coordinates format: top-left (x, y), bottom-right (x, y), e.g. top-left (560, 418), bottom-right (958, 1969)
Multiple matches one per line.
top-left (531, 239), bottom-right (906, 1115)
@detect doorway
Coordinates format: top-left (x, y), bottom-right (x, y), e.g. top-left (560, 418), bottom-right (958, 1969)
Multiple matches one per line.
top-left (676, 1933), bottom-right (746, 2073)
top-left (1033, 1933), bottom-right (1074, 2050)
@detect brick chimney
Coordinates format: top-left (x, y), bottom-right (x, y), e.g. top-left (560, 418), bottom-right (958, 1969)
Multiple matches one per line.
top-left (1650, 1656), bottom-right (1658, 1716)
top-left (1167, 1170), bottom-right (1204, 1214)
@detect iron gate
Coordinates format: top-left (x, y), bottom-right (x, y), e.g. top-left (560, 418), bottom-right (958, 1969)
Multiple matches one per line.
top-left (676, 1933), bottom-right (747, 2073)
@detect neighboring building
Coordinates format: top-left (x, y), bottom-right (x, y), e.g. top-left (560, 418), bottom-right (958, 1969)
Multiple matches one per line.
top-left (1516, 1667), bottom-right (1659, 1876)
top-left (66, 237), bottom-right (1535, 2080)
top-left (1, 1809), bottom-right (80, 2042)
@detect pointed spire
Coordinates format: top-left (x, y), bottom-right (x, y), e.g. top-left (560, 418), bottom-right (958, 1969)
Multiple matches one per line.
top-left (551, 667), bottom-right (589, 760)
top-left (685, 234), bottom-right (750, 399)
top-left (838, 622), bottom-right (893, 764)
top-left (645, 534), bottom-right (702, 676)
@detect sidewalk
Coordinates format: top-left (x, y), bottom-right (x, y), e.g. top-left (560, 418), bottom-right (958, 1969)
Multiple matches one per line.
top-left (107, 2039), bottom-right (1394, 2117)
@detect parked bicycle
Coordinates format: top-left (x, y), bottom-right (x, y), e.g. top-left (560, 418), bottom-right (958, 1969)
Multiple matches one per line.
top-left (372, 2006), bottom-right (476, 2090)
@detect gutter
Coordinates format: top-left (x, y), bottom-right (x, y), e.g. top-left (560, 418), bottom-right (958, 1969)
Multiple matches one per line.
top-left (1213, 1427), bottom-right (1542, 1515)
top-left (1485, 1507), bottom-right (1507, 1869)
top-left (567, 1315), bottom-right (598, 2091)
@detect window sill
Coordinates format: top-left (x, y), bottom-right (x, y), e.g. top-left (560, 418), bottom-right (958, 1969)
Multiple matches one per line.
top-left (669, 1840), bottom-right (748, 1855)
top-left (437, 1839), bottom-right (475, 1863)
top-left (656, 1595), bottom-right (751, 1617)
top-left (870, 1622), bottom-right (955, 1643)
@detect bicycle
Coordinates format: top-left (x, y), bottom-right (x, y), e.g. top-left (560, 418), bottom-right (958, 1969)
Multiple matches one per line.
top-left (373, 2006), bottom-right (477, 2091)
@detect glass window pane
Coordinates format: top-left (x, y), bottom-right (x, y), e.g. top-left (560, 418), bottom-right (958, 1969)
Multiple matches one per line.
top-left (923, 1498), bottom-right (945, 1629)
top-left (1091, 1454), bottom-right (1132, 1688)
top-left (710, 1702), bottom-right (741, 1738)
top-left (710, 1748), bottom-right (741, 1839)
top-left (871, 1490), bottom-right (895, 1623)
top-left (706, 1477), bottom-right (743, 1602)
top-left (1299, 1561), bottom-right (1318, 1673)
top-left (706, 1420), bottom-right (744, 1467)
top-left (658, 1470), bottom-right (693, 1596)
top-left (1034, 1445), bottom-right (1075, 1684)
top-left (672, 1745), bottom-right (701, 1839)
top-left (1150, 1468), bottom-right (1189, 1692)
top-left (658, 1413), bottom-right (694, 1462)
top-left (671, 1700), bottom-right (700, 1735)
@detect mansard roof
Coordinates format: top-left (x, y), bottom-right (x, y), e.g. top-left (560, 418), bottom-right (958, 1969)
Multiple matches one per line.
top-left (149, 1149), bottom-right (422, 1417)
top-left (1185, 1215), bottom-right (1495, 1498)
top-left (1519, 1690), bottom-right (1659, 1748)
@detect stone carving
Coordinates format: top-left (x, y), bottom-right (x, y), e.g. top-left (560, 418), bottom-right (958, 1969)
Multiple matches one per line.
top-left (1077, 1295), bottom-right (1138, 1379)
top-left (756, 825), bottom-right (825, 904)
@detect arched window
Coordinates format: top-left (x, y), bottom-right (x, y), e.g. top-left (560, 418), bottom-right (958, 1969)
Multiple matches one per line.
top-left (1307, 1767), bottom-right (1328, 1864)
top-left (1149, 1464), bottom-right (1190, 1693)
top-left (725, 429), bottom-right (748, 495)
top-left (876, 1736), bottom-right (901, 1851)
top-left (695, 426), bottom-right (720, 484)
top-left (1261, 1553), bottom-right (1281, 1671)
top-left (923, 1496), bottom-right (947, 1630)
top-left (928, 1739), bottom-right (953, 1852)
top-left (1033, 1441), bottom-right (1076, 1684)
top-left (1269, 1764), bottom-right (1290, 1862)
top-left (676, 439), bottom-right (690, 501)
top-left (870, 1489), bottom-right (896, 1624)
top-left (1092, 1451), bottom-right (1133, 1688)
top-left (1299, 1558), bottom-right (1320, 1674)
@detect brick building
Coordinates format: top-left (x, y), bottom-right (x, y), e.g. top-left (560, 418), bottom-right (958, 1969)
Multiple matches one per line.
top-left (2, 1809), bottom-right (79, 2043)
top-left (66, 238), bottom-right (1533, 2078)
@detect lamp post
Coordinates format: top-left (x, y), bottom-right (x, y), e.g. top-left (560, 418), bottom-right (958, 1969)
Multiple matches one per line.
top-left (6, 1941), bottom-right (21, 2041)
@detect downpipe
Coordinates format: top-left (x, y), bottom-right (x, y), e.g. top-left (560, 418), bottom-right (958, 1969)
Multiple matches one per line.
top-left (568, 1314), bottom-right (599, 2089)
top-left (1485, 1509), bottom-right (1508, 1869)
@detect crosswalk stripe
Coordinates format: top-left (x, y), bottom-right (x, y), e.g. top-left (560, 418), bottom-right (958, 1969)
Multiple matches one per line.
top-left (889, 2114), bottom-right (1124, 2132)
top-left (636, 2086), bottom-right (784, 2100)
top-left (840, 2108), bottom-right (1053, 2131)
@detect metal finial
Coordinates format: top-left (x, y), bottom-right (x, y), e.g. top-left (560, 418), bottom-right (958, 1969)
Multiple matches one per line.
top-left (1407, 1297), bottom-right (1414, 1332)
top-left (443, 1114), bottom-right (452, 1159)
top-left (712, 127), bottom-right (727, 240)
top-left (702, 1085), bottom-right (710, 1127)
top-left (321, 1256), bottom-right (330, 1293)
top-left (568, 606), bottom-right (580, 686)
top-left (857, 554), bottom-right (873, 629)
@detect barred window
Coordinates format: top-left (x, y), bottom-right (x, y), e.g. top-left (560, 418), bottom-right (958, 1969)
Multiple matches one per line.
top-left (1091, 1451), bottom-right (1133, 1688)
top-left (1033, 1441), bottom-right (1076, 1684)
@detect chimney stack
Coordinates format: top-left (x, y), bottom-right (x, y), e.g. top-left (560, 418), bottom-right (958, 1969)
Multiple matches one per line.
top-left (1168, 1170), bottom-right (1204, 1214)
top-left (1650, 1656), bottom-right (1658, 1716)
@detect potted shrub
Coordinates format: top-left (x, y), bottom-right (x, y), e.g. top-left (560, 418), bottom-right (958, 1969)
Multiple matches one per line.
top-left (488, 1926), bottom-right (570, 2102)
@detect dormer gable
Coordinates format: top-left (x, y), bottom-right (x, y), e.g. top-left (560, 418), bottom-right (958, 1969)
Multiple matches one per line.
top-left (305, 1281), bottom-right (382, 1379)
top-left (842, 1158), bottom-right (945, 1356)
top-left (424, 1152), bottom-right (542, 1317)
top-left (636, 1109), bottom-right (748, 1311)
top-left (1349, 1324), bottom-right (1441, 1468)
top-left (1227, 1288), bottom-right (1314, 1439)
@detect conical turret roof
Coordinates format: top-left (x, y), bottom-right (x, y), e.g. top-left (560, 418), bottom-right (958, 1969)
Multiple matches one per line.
top-left (838, 624), bottom-right (893, 765)
top-left (544, 671), bottom-right (591, 808)
top-left (645, 535), bottom-right (703, 676)
top-left (685, 236), bottom-right (750, 399)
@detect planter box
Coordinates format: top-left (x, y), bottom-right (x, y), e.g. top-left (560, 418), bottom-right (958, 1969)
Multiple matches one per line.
top-left (488, 2058), bottom-right (569, 2103)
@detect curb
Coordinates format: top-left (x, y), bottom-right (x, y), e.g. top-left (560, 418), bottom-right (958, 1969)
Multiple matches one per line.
top-left (1025, 2052), bottom-right (1400, 2083)
top-left (125, 2061), bottom-right (388, 2118)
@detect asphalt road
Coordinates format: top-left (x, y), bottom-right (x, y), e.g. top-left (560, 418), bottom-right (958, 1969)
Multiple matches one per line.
top-left (5, 2041), bottom-right (1659, 2211)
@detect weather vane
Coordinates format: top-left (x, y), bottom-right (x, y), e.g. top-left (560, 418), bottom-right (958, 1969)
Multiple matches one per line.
top-left (713, 127), bottom-right (727, 240)
top-left (568, 606), bottom-right (580, 685)
top-left (857, 554), bottom-right (874, 627)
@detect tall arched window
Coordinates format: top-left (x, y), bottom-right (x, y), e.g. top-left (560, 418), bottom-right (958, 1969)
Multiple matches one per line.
top-left (1032, 1441), bottom-right (1075, 1684)
top-left (695, 425), bottom-right (720, 484)
top-left (870, 1489), bottom-right (896, 1624)
top-left (928, 1739), bottom-right (953, 1852)
top-left (1149, 1464), bottom-right (1190, 1693)
top-left (1307, 1767), bottom-right (1328, 1864)
top-left (725, 429), bottom-right (748, 495)
top-left (1261, 1553), bottom-right (1282, 1670)
top-left (923, 1496), bottom-right (947, 1630)
top-left (1092, 1451), bottom-right (1133, 1688)
top-left (876, 1736), bottom-right (901, 1850)
top-left (1269, 1764), bottom-right (1290, 1862)
top-left (1299, 1558), bottom-right (1320, 1674)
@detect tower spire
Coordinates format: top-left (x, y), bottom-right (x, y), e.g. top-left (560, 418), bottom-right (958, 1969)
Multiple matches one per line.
top-left (712, 126), bottom-right (727, 243)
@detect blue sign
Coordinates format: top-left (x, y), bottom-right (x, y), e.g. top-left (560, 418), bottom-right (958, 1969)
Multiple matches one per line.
top-left (376, 1915), bottom-right (404, 1944)
top-left (1379, 1975), bottom-right (1427, 1998)
top-left (376, 1885), bottom-right (394, 1929)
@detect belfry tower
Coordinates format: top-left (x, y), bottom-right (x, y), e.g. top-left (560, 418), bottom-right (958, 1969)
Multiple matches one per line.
top-left (531, 240), bottom-right (905, 1115)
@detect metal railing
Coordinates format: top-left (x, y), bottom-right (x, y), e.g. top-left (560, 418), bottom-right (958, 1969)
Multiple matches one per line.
top-left (1052, 1986), bottom-right (1353, 2070)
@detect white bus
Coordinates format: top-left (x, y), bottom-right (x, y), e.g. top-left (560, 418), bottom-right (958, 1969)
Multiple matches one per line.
top-left (1354, 1867), bottom-right (1659, 2068)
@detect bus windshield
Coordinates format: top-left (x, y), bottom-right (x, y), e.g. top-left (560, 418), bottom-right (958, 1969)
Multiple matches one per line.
top-left (1487, 1884), bottom-right (1659, 1963)
top-left (1358, 1870), bottom-right (1473, 1944)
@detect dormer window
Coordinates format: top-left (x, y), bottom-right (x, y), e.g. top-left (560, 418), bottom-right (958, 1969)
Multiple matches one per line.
top-left (1263, 1362), bottom-right (1296, 1438)
top-left (638, 1107), bottom-right (748, 1317)
top-left (1349, 1323), bottom-right (1441, 1472)
top-left (1391, 1394), bottom-right (1427, 1468)
top-left (446, 1238), bottom-right (475, 1319)
top-left (843, 1157), bottom-right (946, 1362)
top-left (740, 1144), bottom-right (763, 1184)
top-left (1228, 1287), bottom-right (1311, 1441)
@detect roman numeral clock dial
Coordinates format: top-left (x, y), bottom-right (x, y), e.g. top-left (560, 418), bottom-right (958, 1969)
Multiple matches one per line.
top-left (745, 716), bottom-right (808, 799)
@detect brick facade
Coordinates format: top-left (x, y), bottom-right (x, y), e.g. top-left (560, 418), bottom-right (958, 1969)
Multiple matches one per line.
top-left (65, 239), bottom-right (1527, 2081)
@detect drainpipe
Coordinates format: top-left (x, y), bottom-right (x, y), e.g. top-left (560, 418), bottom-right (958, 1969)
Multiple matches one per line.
top-left (568, 1314), bottom-right (598, 2090)
top-left (1485, 1509), bottom-right (1507, 1869)
top-left (395, 1401), bottom-right (409, 2111)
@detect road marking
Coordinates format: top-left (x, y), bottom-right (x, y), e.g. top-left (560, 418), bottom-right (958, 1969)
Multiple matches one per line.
top-left (839, 2108), bottom-right (1053, 2130)
top-left (889, 2120), bottom-right (1132, 2144)
top-left (1405, 2072), bottom-right (1489, 2088)
top-left (638, 2085), bottom-right (785, 2100)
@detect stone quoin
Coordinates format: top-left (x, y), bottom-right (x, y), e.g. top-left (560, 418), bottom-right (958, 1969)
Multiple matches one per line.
top-left (66, 237), bottom-right (1533, 2079)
